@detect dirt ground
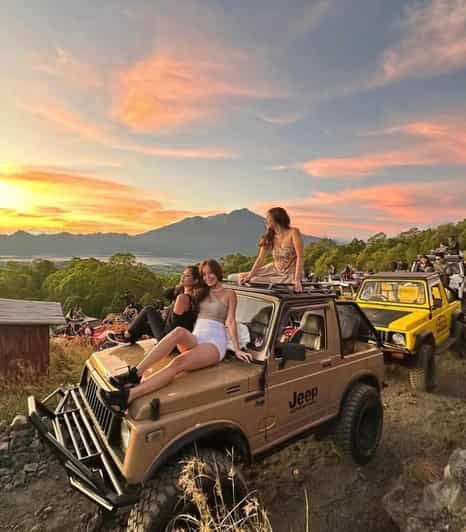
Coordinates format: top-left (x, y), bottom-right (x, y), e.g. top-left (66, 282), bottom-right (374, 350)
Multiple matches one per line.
top-left (1, 351), bottom-right (466, 532)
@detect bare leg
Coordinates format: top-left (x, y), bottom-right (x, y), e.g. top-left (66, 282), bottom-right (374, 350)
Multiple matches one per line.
top-left (128, 343), bottom-right (220, 403)
top-left (137, 327), bottom-right (197, 375)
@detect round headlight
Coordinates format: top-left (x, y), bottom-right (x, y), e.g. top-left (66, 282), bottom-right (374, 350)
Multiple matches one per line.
top-left (120, 420), bottom-right (131, 452)
top-left (391, 332), bottom-right (406, 346)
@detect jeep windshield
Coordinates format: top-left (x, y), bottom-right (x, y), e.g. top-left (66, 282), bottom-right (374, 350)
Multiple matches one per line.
top-left (359, 280), bottom-right (427, 306)
top-left (236, 294), bottom-right (274, 352)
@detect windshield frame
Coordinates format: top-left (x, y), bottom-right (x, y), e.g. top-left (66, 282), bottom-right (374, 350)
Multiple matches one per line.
top-left (357, 278), bottom-right (429, 308)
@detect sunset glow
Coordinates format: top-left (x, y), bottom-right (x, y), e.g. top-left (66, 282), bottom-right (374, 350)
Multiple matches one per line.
top-left (1, 0), bottom-right (465, 239)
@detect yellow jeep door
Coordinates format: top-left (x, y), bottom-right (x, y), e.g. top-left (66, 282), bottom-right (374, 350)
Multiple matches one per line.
top-left (429, 280), bottom-right (450, 344)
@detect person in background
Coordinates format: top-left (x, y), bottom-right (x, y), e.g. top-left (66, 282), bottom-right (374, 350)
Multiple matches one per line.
top-left (448, 237), bottom-right (460, 255)
top-left (433, 253), bottom-right (451, 287)
top-left (107, 266), bottom-right (201, 345)
top-left (236, 207), bottom-right (304, 292)
top-left (418, 255), bottom-right (434, 272)
top-left (101, 259), bottom-right (252, 410)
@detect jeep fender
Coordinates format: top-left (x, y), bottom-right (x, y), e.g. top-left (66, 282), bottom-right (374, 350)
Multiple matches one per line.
top-left (338, 371), bottom-right (381, 417)
top-left (410, 331), bottom-right (435, 367)
top-left (144, 422), bottom-right (251, 482)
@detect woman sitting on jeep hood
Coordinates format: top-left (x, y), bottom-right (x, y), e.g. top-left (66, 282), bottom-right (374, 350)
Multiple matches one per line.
top-left (234, 207), bottom-right (304, 292)
top-left (101, 259), bottom-right (252, 410)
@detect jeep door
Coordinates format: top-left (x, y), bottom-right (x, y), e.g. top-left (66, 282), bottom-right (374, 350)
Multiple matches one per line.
top-left (428, 279), bottom-right (451, 343)
top-left (264, 301), bottom-right (340, 444)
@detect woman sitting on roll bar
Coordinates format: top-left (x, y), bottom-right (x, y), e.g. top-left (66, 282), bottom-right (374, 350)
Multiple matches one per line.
top-left (235, 207), bottom-right (304, 292)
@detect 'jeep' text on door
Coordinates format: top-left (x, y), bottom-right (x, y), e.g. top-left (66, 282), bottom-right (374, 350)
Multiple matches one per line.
top-left (289, 387), bottom-right (318, 412)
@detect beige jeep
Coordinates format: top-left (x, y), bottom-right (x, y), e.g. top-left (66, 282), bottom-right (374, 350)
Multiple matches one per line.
top-left (29, 283), bottom-right (384, 531)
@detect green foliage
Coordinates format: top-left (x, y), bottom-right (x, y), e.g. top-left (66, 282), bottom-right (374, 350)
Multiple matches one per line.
top-left (0, 253), bottom-right (165, 318)
top-left (221, 253), bottom-right (256, 276)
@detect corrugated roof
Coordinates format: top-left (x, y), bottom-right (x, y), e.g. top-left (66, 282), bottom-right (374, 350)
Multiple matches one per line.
top-left (0, 298), bottom-right (65, 325)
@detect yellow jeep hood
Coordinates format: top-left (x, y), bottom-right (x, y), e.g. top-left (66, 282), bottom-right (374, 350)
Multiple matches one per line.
top-left (88, 340), bottom-right (263, 421)
top-left (359, 305), bottom-right (430, 331)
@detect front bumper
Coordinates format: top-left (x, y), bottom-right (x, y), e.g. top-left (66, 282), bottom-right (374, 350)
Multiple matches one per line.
top-left (27, 387), bottom-right (139, 511)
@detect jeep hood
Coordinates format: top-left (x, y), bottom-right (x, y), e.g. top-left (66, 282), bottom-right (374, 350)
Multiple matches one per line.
top-left (88, 340), bottom-right (264, 421)
top-left (360, 306), bottom-right (430, 331)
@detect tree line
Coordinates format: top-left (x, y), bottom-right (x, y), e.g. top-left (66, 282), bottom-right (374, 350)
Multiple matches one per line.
top-left (0, 219), bottom-right (464, 317)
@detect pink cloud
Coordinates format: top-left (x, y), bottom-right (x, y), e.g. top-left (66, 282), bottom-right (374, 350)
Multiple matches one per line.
top-left (112, 48), bottom-right (285, 132)
top-left (254, 180), bottom-right (466, 238)
top-left (374, 0), bottom-right (466, 85)
top-left (21, 101), bottom-right (234, 160)
top-left (298, 118), bottom-right (466, 178)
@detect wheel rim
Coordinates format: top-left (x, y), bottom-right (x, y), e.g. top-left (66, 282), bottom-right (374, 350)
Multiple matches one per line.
top-left (355, 401), bottom-right (381, 456)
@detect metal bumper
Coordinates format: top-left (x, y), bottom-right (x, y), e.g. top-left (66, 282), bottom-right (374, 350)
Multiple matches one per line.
top-left (27, 387), bottom-right (139, 511)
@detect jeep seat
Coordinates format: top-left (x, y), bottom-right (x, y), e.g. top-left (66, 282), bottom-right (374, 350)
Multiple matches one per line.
top-left (292, 312), bottom-right (324, 351)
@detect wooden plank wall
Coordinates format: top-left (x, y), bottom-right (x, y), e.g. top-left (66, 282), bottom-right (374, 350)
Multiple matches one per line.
top-left (0, 325), bottom-right (49, 376)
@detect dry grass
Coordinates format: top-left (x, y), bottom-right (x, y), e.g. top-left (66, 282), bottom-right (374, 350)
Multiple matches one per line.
top-left (169, 453), bottom-right (273, 532)
top-left (0, 338), bottom-right (93, 422)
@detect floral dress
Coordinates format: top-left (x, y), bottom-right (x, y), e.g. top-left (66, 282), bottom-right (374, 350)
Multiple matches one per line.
top-left (250, 243), bottom-right (299, 284)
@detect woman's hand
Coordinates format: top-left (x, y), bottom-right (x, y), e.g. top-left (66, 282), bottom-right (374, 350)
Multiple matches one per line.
top-left (294, 279), bottom-right (303, 293)
top-left (234, 349), bottom-right (253, 363)
top-left (239, 274), bottom-right (252, 286)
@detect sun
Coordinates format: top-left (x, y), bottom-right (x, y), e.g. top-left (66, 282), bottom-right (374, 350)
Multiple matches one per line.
top-left (0, 179), bottom-right (27, 209)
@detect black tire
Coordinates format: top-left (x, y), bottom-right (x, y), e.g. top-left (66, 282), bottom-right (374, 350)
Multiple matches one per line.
top-left (126, 448), bottom-right (247, 532)
top-left (335, 383), bottom-right (383, 465)
top-left (409, 342), bottom-right (435, 392)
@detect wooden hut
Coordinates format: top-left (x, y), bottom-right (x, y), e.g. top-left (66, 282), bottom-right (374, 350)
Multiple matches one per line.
top-left (0, 298), bottom-right (65, 376)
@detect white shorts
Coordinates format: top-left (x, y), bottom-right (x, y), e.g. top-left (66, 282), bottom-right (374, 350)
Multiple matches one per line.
top-left (193, 318), bottom-right (227, 361)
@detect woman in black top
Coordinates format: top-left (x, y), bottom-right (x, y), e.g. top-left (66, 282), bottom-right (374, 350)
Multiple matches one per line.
top-left (119, 266), bottom-right (200, 344)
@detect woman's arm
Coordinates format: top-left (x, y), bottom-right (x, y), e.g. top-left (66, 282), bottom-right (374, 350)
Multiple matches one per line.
top-left (172, 293), bottom-right (191, 315)
top-left (225, 291), bottom-right (253, 362)
top-left (292, 228), bottom-right (304, 292)
top-left (241, 245), bottom-right (268, 283)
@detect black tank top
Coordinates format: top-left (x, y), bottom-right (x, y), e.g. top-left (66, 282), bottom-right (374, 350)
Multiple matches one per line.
top-left (163, 295), bottom-right (196, 335)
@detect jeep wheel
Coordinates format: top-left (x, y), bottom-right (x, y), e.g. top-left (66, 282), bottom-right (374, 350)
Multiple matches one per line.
top-left (126, 449), bottom-right (247, 532)
top-left (409, 343), bottom-right (435, 392)
top-left (335, 383), bottom-right (383, 465)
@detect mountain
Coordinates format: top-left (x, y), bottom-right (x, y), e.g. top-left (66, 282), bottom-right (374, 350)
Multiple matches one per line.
top-left (0, 208), bottom-right (319, 259)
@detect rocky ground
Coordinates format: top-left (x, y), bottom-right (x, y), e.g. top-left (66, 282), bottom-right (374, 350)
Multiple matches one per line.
top-left (1, 352), bottom-right (466, 532)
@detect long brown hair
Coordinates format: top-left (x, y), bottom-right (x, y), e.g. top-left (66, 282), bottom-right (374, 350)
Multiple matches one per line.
top-left (259, 207), bottom-right (291, 249)
top-left (196, 258), bottom-right (223, 305)
top-left (173, 266), bottom-right (201, 311)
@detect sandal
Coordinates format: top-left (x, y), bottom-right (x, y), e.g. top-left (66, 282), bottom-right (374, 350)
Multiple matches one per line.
top-left (110, 366), bottom-right (141, 388)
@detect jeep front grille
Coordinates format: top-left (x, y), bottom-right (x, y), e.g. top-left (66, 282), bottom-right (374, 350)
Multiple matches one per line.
top-left (378, 330), bottom-right (389, 344)
top-left (83, 373), bottom-right (116, 438)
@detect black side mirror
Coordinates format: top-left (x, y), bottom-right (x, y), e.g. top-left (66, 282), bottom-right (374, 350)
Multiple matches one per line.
top-left (432, 297), bottom-right (442, 309)
top-left (276, 343), bottom-right (306, 368)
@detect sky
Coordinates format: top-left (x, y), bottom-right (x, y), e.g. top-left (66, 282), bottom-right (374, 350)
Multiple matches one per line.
top-left (1, 0), bottom-right (466, 239)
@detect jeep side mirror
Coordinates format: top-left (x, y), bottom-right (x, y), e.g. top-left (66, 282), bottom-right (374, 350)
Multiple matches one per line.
top-left (277, 343), bottom-right (306, 364)
top-left (432, 297), bottom-right (442, 309)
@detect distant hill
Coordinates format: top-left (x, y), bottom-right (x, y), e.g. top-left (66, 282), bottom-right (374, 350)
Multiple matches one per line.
top-left (0, 209), bottom-right (319, 259)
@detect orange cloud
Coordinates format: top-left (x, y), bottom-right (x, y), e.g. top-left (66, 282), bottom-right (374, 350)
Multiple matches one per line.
top-left (374, 0), bottom-right (466, 85)
top-left (297, 118), bottom-right (466, 178)
top-left (22, 102), bottom-right (234, 159)
top-left (112, 49), bottom-right (285, 131)
top-left (0, 169), bottom-right (200, 234)
top-left (255, 180), bottom-right (466, 238)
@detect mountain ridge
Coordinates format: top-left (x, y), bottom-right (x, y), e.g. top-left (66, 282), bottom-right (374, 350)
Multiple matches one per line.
top-left (0, 208), bottom-right (319, 258)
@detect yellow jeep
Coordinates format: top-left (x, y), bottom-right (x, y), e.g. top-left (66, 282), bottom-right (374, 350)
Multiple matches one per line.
top-left (356, 271), bottom-right (465, 391)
